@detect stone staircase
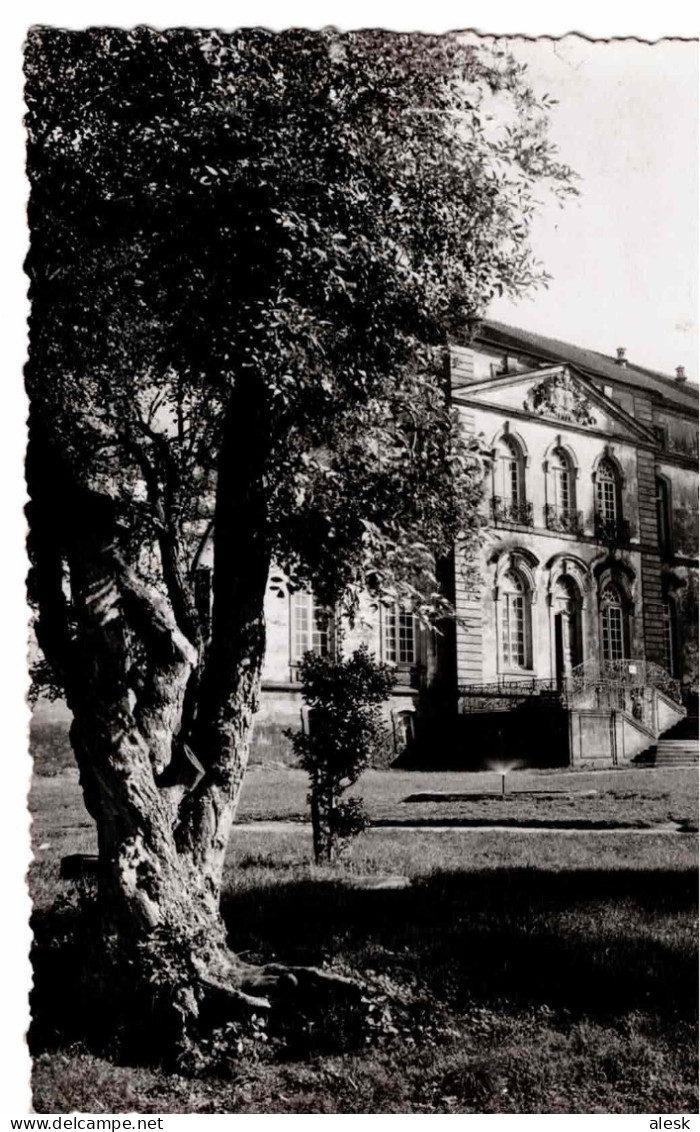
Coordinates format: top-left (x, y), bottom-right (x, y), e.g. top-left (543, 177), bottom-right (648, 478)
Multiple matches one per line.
top-left (457, 662), bottom-right (692, 768)
top-left (653, 740), bottom-right (699, 768)
top-left (652, 714), bottom-right (699, 768)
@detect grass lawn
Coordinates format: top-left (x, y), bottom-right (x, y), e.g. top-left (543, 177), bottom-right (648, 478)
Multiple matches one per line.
top-left (28, 718), bottom-right (698, 1114)
top-left (237, 763), bottom-right (699, 829)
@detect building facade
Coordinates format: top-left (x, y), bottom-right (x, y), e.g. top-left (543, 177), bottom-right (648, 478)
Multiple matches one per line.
top-left (254, 320), bottom-right (698, 766)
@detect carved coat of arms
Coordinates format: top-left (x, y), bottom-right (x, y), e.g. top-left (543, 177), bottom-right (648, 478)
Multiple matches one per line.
top-left (524, 371), bottom-right (595, 427)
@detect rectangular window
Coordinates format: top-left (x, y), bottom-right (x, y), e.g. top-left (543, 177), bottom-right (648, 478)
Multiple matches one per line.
top-left (383, 606), bottom-right (417, 666)
top-left (291, 592), bottom-right (334, 662)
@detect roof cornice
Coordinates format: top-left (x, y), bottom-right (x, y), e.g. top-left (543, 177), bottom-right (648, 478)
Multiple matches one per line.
top-left (467, 320), bottom-right (698, 410)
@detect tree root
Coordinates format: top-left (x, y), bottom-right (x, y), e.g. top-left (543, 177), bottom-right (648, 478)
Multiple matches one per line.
top-left (242, 962), bottom-right (365, 1001)
top-left (71, 914), bottom-right (371, 1069)
top-left (193, 957), bottom-right (366, 1013)
top-left (166, 943), bottom-right (370, 1060)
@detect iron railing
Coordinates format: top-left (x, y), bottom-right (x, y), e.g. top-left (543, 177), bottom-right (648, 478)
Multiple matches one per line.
top-left (594, 515), bottom-right (631, 544)
top-left (459, 676), bottom-right (566, 713)
top-left (544, 504), bottom-right (584, 536)
top-left (491, 496), bottom-right (534, 527)
top-left (569, 658), bottom-right (681, 703)
top-left (459, 658), bottom-right (681, 718)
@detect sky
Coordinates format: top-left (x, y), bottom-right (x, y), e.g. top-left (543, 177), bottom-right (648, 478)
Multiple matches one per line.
top-left (485, 35), bottom-right (698, 380)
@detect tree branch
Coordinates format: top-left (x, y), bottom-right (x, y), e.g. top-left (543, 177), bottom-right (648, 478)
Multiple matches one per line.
top-left (114, 553), bottom-right (198, 671)
top-left (125, 415), bottom-right (202, 648)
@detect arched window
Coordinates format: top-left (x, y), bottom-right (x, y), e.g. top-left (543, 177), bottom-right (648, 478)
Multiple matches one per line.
top-left (500, 569), bottom-right (532, 669)
top-left (595, 458), bottom-right (627, 542)
top-left (546, 448), bottom-right (580, 534)
top-left (596, 460), bottom-right (618, 522)
top-left (493, 435), bottom-right (530, 525)
top-left (600, 582), bottom-right (625, 663)
top-left (496, 436), bottom-right (522, 505)
top-left (662, 597), bottom-right (677, 676)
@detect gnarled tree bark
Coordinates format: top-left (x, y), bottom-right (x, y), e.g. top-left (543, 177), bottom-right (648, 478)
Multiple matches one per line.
top-left (28, 388), bottom-right (363, 1064)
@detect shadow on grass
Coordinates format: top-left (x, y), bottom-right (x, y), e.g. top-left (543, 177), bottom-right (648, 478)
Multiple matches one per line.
top-left (372, 818), bottom-right (674, 829)
top-left (222, 867), bottom-right (698, 1022)
top-left (29, 866), bottom-right (698, 1063)
top-left (402, 791), bottom-right (594, 802)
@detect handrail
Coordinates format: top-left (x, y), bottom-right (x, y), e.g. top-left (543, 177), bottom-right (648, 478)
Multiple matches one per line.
top-left (569, 658), bottom-right (681, 703)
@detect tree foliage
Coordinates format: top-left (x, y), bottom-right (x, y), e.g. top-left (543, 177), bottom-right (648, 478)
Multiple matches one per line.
top-left (23, 27), bottom-right (576, 1055)
top-left (25, 26), bottom-right (576, 642)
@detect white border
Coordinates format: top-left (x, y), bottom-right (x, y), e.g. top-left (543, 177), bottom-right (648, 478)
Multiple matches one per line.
top-left (2, 1), bottom-right (698, 1120)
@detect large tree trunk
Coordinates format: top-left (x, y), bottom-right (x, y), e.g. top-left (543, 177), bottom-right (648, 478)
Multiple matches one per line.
top-left (29, 393), bottom-right (363, 1064)
top-left (175, 379), bottom-right (273, 895)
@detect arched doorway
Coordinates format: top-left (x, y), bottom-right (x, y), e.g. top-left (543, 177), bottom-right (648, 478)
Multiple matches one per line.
top-left (552, 575), bottom-right (583, 684)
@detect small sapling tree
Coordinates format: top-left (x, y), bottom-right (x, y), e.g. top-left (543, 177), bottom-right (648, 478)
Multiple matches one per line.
top-left (287, 646), bottom-right (395, 863)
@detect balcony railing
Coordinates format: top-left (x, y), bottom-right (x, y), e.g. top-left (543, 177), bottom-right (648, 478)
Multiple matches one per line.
top-left (544, 504), bottom-right (583, 536)
top-left (459, 659), bottom-right (681, 717)
top-left (594, 515), bottom-right (631, 544)
top-left (459, 677), bottom-right (565, 713)
top-left (491, 496), bottom-right (533, 527)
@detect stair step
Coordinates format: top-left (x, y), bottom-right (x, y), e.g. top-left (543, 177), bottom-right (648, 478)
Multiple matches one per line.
top-left (653, 737), bottom-right (699, 767)
top-left (656, 750), bottom-right (698, 757)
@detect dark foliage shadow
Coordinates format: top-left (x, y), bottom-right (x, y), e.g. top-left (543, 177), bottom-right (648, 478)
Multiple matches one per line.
top-left (29, 866), bottom-right (698, 1065)
top-left (30, 890), bottom-right (109, 1056)
top-left (223, 866), bottom-right (698, 1024)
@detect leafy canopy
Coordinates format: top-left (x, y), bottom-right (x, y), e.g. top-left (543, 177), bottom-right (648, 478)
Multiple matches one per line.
top-left (25, 28), bottom-right (576, 621)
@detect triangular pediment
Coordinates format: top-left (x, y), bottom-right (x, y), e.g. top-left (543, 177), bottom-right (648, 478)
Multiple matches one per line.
top-left (454, 365), bottom-right (655, 443)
